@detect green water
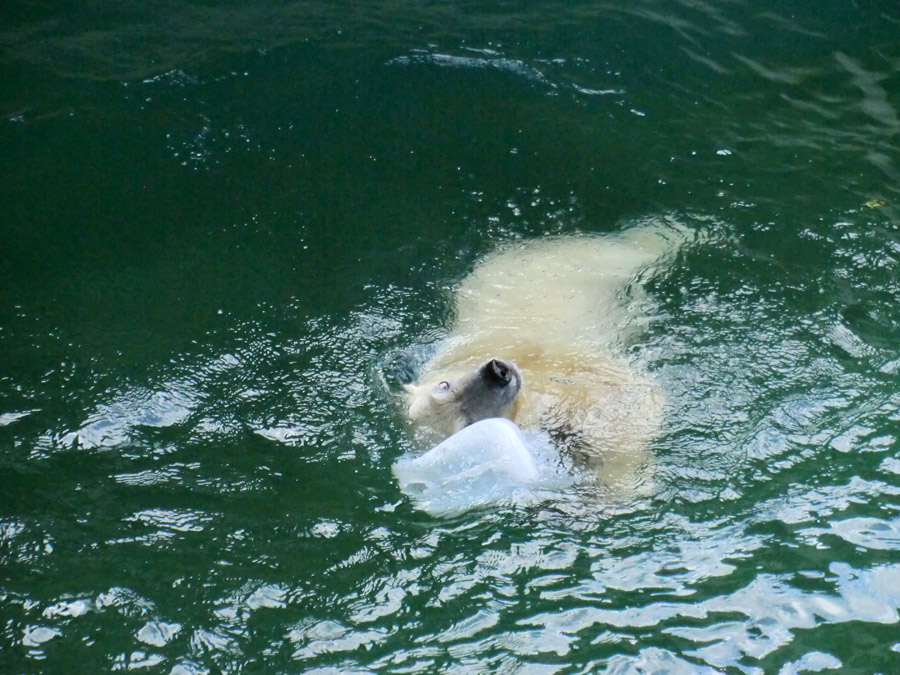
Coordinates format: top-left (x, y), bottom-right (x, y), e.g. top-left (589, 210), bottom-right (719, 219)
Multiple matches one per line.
top-left (3, 1), bottom-right (900, 673)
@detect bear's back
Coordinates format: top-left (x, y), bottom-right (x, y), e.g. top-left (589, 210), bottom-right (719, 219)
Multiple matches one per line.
top-left (408, 224), bottom-right (693, 489)
top-left (453, 228), bottom-right (684, 350)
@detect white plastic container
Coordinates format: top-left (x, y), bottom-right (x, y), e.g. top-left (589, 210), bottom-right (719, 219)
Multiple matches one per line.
top-left (393, 418), bottom-right (545, 517)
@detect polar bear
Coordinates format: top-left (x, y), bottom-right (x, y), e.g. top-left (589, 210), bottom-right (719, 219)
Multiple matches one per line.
top-left (405, 221), bottom-right (695, 487)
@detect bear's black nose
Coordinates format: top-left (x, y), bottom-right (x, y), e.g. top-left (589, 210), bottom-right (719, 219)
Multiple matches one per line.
top-left (484, 358), bottom-right (512, 385)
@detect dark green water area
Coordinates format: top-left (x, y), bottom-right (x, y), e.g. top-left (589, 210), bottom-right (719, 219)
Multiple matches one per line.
top-left (3, 1), bottom-right (900, 673)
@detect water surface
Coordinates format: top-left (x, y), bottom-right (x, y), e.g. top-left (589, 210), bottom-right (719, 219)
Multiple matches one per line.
top-left (3, 1), bottom-right (900, 672)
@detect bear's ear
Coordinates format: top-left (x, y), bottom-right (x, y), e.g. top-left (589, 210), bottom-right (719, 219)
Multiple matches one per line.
top-left (403, 383), bottom-right (420, 395)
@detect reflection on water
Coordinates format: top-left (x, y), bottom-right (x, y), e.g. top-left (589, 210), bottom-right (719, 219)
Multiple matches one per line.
top-left (3, 0), bottom-right (900, 672)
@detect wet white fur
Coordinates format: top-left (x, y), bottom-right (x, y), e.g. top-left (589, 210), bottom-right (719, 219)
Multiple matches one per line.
top-left (407, 220), bottom-right (698, 489)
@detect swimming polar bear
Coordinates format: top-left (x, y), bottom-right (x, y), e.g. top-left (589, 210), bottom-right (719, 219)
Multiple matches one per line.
top-left (405, 221), bottom-right (696, 488)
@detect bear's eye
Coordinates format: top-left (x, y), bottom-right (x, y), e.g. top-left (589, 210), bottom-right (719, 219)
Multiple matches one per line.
top-left (437, 381), bottom-right (451, 391)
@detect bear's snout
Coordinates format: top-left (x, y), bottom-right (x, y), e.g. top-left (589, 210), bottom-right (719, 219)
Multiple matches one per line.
top-left (482, 358), bottom-right (521, 391)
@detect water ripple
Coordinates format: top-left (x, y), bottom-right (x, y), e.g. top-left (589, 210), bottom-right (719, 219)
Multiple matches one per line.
top-left (387, 47), bottom-right (626, 100)
top-left (807, 515), bottom-right (900, 551)
top-left (517, 562), bottom-right (900, 670)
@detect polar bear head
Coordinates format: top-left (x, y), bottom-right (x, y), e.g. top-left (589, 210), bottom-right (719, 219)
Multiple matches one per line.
top-left (405, 358), bottom-right (523, 438)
